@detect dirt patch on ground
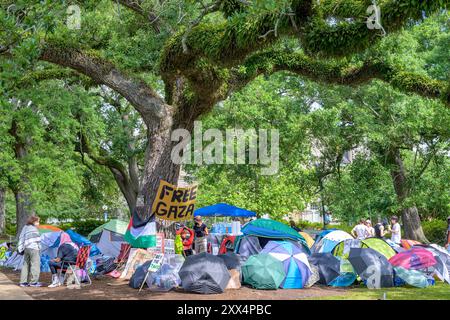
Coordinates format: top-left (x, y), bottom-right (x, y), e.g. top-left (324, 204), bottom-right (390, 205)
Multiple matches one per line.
top-left (2, 268), bottom-right (349, 300)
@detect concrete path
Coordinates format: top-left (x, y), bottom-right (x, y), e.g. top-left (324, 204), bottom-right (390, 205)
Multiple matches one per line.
top-left (0, 271), bottom-right (33, 300)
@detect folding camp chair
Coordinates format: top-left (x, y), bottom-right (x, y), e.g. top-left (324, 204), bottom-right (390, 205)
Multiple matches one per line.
top-left (59, 245), bottom-right (92, 287)
top-left (115, 243), bottom-right (131, 267)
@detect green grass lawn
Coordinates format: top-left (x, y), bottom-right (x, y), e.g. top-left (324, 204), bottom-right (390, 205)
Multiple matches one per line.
top-left (317, 282), bottom-right (450, 300)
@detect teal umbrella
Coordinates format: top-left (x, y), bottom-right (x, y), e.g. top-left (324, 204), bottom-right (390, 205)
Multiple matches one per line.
top-left (242, 254), bottom-right (286, 290)
top-left (393, 266), bottom-right (429, 288)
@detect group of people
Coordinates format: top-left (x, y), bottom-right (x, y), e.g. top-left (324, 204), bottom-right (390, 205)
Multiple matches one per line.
top-left (176, 215), bottom-right (210, 256)
top-left (17, 215), bottom-right (80, 288)
top-left (351, 216), bottom-right (401, 243)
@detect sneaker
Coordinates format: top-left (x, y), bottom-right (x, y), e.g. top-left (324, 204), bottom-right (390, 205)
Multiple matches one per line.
top-left (48, 282), bottom-right (61, 288)
top-left (29, 282), bottom-right (43, 287)
top-left (19, 283), bottom-right (29, 287)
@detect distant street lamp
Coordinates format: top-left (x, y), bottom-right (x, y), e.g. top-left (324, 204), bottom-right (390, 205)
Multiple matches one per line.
top-left (102, 205), bottom-right (108, 221)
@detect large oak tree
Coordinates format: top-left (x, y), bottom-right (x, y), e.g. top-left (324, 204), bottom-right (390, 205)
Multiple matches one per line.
top-left (1, 0), bottom-right (449, 239)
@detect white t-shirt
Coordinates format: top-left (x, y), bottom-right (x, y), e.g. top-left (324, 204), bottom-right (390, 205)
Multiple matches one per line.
top-left (367, 227), bottom-right (375, 237)
top-left (352, 224), bottom-right (368, 240)
top-left (391, 223), bottom-right (401, 243)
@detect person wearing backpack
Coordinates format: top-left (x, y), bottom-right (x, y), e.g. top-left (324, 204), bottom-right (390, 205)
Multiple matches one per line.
top-left (17, 216), bottom-right (42, 287)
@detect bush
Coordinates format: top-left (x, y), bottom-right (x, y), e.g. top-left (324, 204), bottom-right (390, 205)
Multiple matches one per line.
top-left (422, 220), bottom-right (448, 245)
top-left (58, 219), bottom-right (105, 237)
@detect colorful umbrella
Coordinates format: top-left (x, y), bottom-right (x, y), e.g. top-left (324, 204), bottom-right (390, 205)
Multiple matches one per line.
top-left (393, 266), bottom-right (429, 288)
top-left (261, 241), bottom-right (311, 288)
top-left (389, 247), bottom-right (436, 270)
top-left (308, 253), bottom-right (341, 285)
top-left (348, 248), bottom-right (394, 288)
top-left (242, 254), bottom-right (286, 290)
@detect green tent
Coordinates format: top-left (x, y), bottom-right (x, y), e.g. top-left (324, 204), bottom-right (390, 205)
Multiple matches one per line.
top-left (88, 219), bottom-right (129, 257)
top-left (88, 219), bottom-right (128, 239)
top-left (242, 254), bottom-right (286, 290)
top-left (333, 238), bottom-right (396, 259)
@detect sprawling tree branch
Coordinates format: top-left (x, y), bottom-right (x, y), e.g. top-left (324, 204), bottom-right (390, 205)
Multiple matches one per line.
top-left (39, 46), bottom-right (172, 125)
top-left (115, 0), bottom-right (161, 33)
top-left (228, 50), bottom-right (450, 106)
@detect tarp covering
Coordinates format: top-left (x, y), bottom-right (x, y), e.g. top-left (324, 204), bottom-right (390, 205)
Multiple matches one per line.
top-left (242, 254), bottom-right (286, 290)
top-left (179, 253), bottom-right (230, 294)
top-left (194, 203), bottom-right (256, 218)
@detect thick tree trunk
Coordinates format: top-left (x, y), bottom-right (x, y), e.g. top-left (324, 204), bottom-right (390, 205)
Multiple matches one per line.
top-left (110, 168), bottom-right (138, 215)
top-left (14, 190), bottom-right (35, 238)
top-left (389, 149), bottom-right (428, 243)
top-left (0, 188), bottom-right (5, 235)
top-left (139, 113), bottom-right (195, 238)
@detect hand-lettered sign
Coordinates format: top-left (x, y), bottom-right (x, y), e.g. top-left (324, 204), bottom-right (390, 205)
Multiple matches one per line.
top-left (152, 180), bottom-right (198, 221)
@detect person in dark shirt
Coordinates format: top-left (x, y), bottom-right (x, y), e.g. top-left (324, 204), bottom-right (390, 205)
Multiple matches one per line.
top-left (48, 232), bottom-right (79, 288)
top-left (289, 220), bottom-right (301, 232)
top-left (193, 216), bottom-right (209, 254)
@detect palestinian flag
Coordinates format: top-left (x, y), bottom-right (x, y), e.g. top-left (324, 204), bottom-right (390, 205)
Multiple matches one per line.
top-left (124, 207), bottom-right (157, 248)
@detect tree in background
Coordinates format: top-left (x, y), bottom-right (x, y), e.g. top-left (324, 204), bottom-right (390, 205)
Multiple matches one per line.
top-left (1, 1), bottom-right (449, 238)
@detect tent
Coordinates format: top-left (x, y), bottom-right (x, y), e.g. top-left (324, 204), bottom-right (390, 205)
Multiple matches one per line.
top-left (261, 241), bottom-right (312, 289)
top-left (194, 203), bottom-right (256, 218)
top-left (333, 238), bottom-right (396, 259)
top-left (65, 230), bottom-right (101, 256)
top-left (235, 236), bottom-right (262, 259)
top-left (179, 253), bottom-right (231, 294)
top-left (299, 232), bottom-right (315, 249)
top-left (329, 257), bottom-right (357, 287)
top-left (348, 248), bottom-right (394, 288)
top-left (237, 219), bottom-right (309, 252)
top-left (242, 254), bottom-right (286, 290)
top-left (88, 219), bottom-right (128, 257)
top-left (312, 230), bottom-right (353, 254)
top-left (38, 225), bottom-right (62, 235)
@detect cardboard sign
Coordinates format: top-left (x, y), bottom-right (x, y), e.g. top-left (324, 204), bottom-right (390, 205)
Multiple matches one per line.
top-left (120, 248), bottom-right (154, 280)
top-left (148, 253), bottom-right (165, 273)
top-left (152, 180), bottom-right (198, 221)
top-left (164, 239), bottom-right (175, 255)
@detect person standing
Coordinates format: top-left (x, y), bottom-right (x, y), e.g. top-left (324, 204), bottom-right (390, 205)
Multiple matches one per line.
top-left (193, 216), bottom-right (209, 254)
top-left (390, 216), bottom-right (401, 244)
top-left (445, 216), bottom-right (450, 252)
top-left (289, 220), bottom-right (301, 232)
top-left (374, 220), bottom-right (388, 239)
top-left (351, 219), bottom-right (368, 240)
top-left (17, 216), bottom-right (42, 287)
top-left (365, 220), bottom-right (375, 238)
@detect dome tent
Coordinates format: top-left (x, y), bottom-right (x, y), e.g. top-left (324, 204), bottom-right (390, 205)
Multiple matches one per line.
top-left (236, 219), bottom-right (310, 254)
top-left (333, 238), bottom-right (396, 259)
top-left (312, 230), bottom-right (353, 254)
top-left (88, 219), bottom-right (128, 257)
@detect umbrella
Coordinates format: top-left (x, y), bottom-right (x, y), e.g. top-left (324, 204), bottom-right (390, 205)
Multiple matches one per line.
top-left (261, 241), bottom-right (311, 288)
top-left (308, 253), bottom-right (340, 285)
top-left (348, 248), bottom-right (394, 288)
top-left (389, 247), bottom-right (437, 270)
top-left (179, 253), bottom-right (231, 294)
top-left (415, 245), bottom-right (450, 283)
top-left (242, 254), bottom-right (286, 290)
top-left (394, 266), bottom-right (429, 288)
top-left (217, 252), bottom-right (241, 270)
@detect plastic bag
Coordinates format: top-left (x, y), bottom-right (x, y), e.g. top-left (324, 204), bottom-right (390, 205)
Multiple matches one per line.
top-left (146, 254), bottom-right (185, 292)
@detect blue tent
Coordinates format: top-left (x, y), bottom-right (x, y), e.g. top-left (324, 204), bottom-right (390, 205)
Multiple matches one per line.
top-left (194, 203), bottom-right (256, 218)
top-left (65, 230), bottom-right (101, 256)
